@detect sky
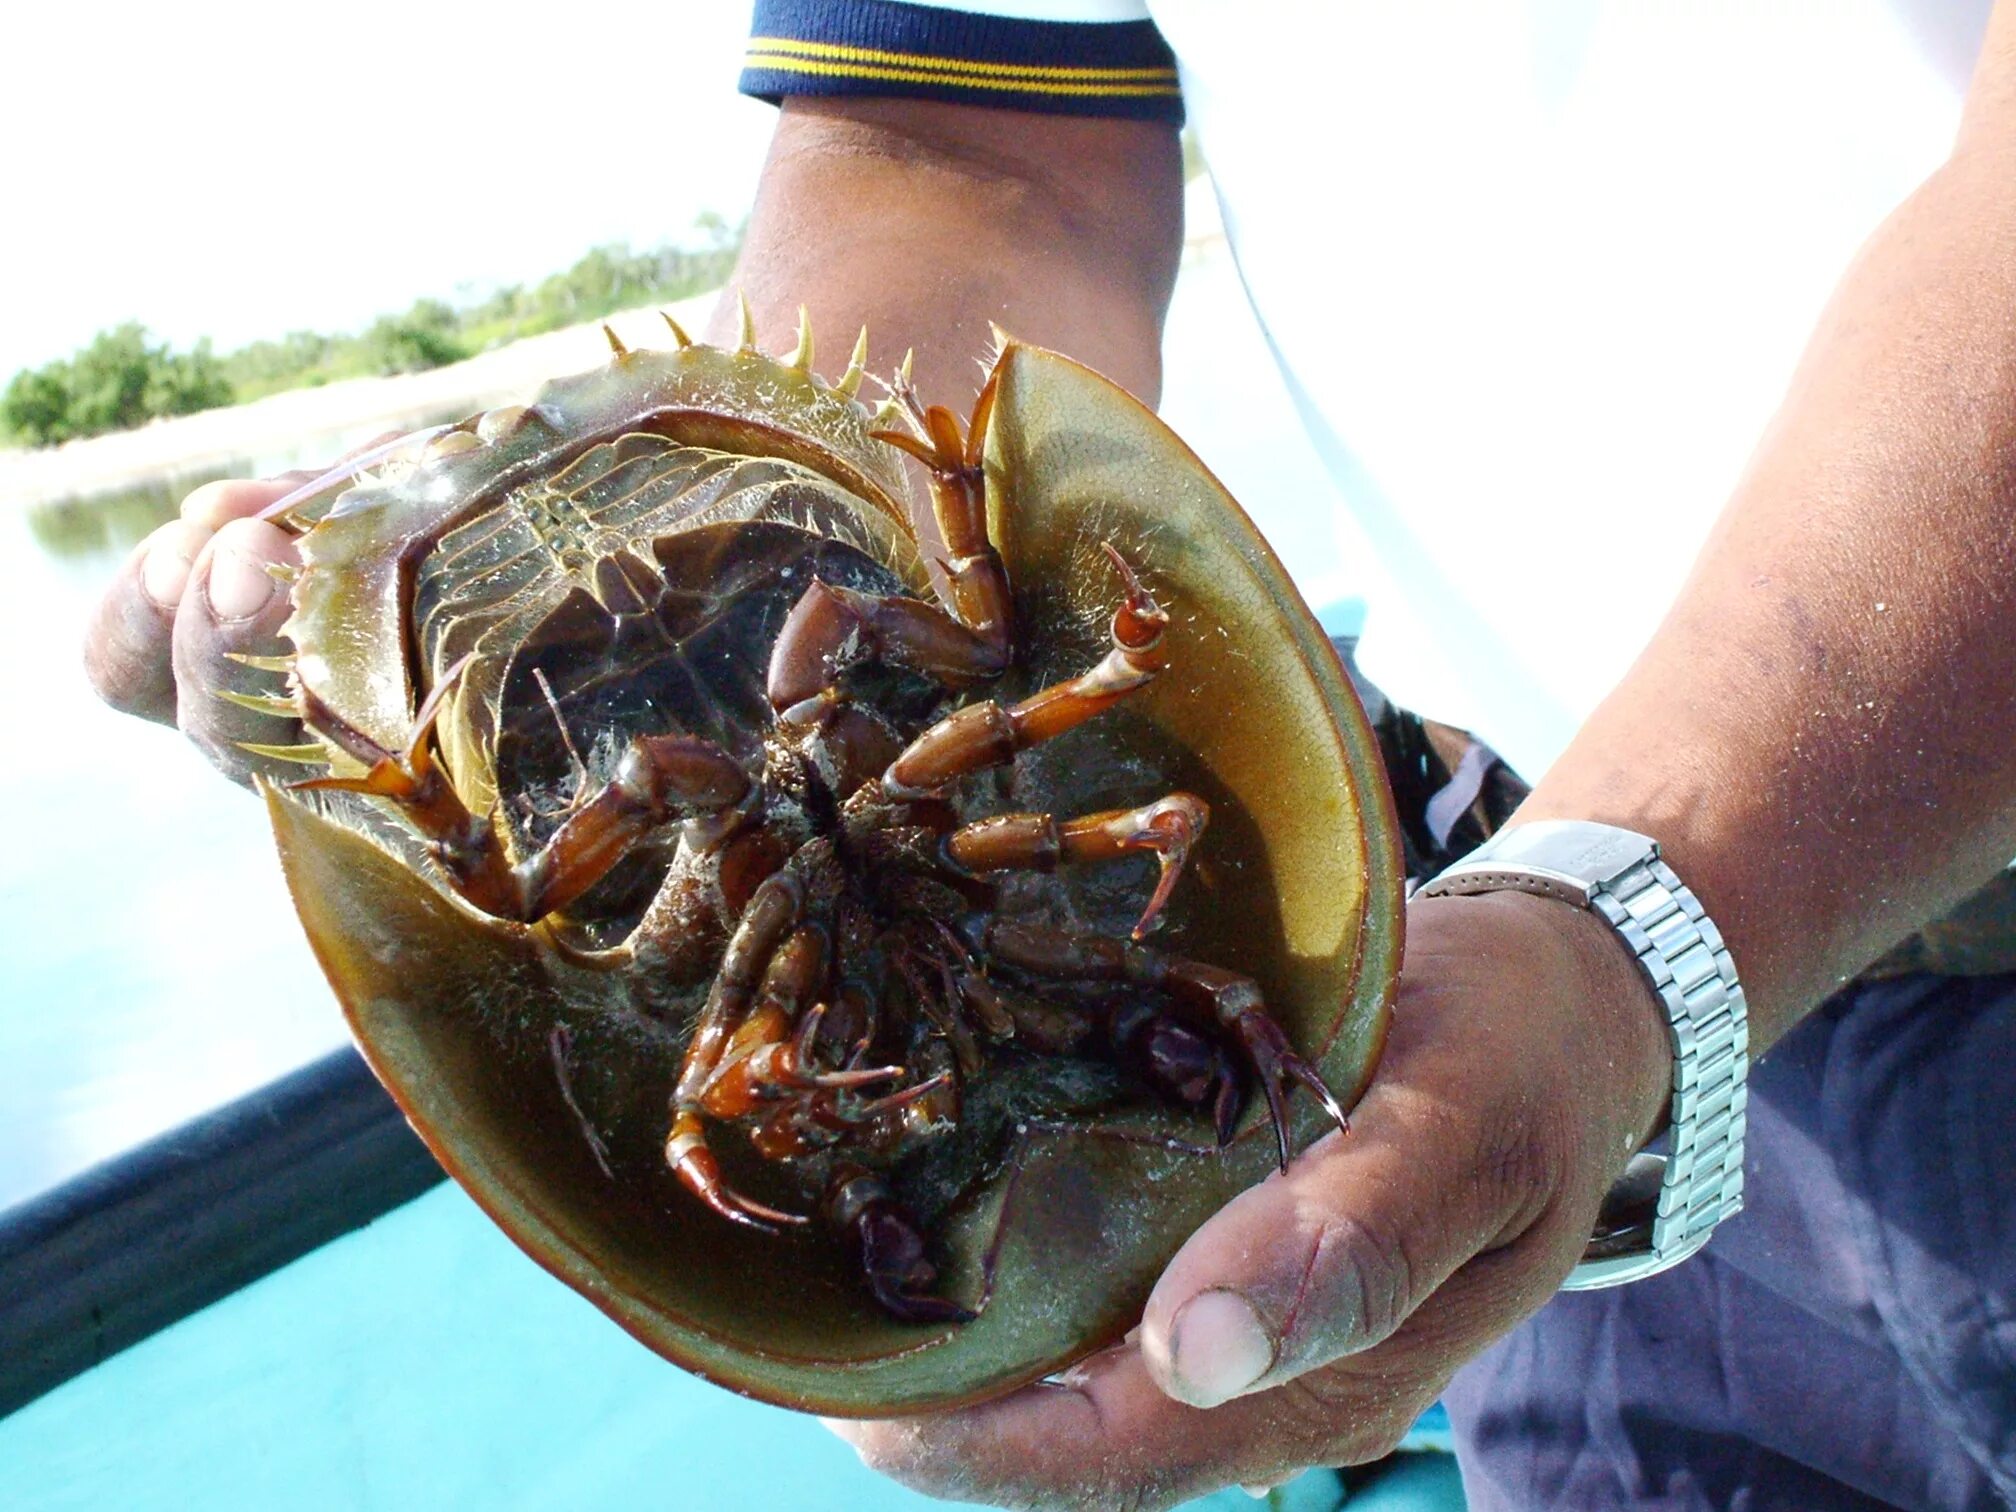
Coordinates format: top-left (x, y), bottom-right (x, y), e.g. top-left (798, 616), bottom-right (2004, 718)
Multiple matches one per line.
top-left (1, 2), bottom-right (778, 378)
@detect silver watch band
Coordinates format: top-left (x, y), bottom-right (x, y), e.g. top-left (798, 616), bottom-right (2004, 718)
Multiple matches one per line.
top-left (1418, 821), bottom-right (1747, 1288)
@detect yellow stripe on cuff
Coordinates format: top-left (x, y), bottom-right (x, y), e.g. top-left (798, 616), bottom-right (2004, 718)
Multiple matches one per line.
top-left (748, 34), bottom-right (1177, 84)
top-left (745, 53), bottom-right (1180, 97)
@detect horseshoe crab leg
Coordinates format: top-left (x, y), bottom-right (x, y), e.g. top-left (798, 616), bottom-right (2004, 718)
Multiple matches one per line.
top-left (666, 869), bottom-right (818, 1232)
top-left (822, 1163), bottom-right (976, 1326)
top-left (296, 668), bottom-right (754, 921)
top-left (768, 372), bottom-right (1017, 716)
top-left (942, 793), bottom-right (1210, 940)
top-left (766, 577), bottom-right (1011, 712)
top-left (882, 545), bottom-right (1168, 799)
top-left (984, 920), bottom-right (1349, 1173)
top-left (746, 1060), bottom-right (955, 1166)
top-left (700, 941), bottom-right (906, 1121)
top-left (871, 360), bottom-right (1013, 664)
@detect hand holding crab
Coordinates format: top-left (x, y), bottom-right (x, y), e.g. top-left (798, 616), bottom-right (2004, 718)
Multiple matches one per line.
top-left (831, 888), bottom-right (1675, 1509)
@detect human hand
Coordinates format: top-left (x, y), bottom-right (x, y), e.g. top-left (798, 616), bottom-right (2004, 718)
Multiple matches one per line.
top-left (83, 446), bottom-right (395, 784)
top-left (829, 888), bottom-right (1674, 1509)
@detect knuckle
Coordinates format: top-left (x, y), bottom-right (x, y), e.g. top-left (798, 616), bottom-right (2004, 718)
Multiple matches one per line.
top-left (1473, 1097), bottom-right (1567, 1228)
top-left (171, 642), bottom-right (269, 787)
top-left (1274, 1368), bottom-right (1358, 1438)
top-left (848, 1428), bottom-right (1053, 1511)
top-left (1353, 1398), bottom-right (1417, 1461)
top-left (1475, 1096), bottom-right (1580, 1249)
top-left (1334, 1410), bottom-right (1413, 1465)
top-left (844, 1403), bottom-right (1197, 1512)
top-left (1390, 1078), bottom-right (1567, 1244)
top-left (176, 717), bottom-right (253, 787)
top-left (85, 661), bottom-right (139, 715)
top-left (1080, 1462), bottom-right (1182, 1512)
top-left (84, 647), bottom-right (154, 718)
top-left (849, 1428), bottom-right (961, 1496)
top-left (1267, 1369), bottom-right (1396, 1469)
top-left (1309, 1205), bottom-right (1421, 1352)
top-left (848, 1433), bottom-right (905, 1478)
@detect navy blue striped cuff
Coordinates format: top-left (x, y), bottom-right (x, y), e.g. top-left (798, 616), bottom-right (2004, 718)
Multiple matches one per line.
top-left (741, 0), bottom-right (1183, 124)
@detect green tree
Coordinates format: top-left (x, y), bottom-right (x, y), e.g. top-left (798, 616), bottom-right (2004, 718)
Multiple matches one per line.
top-left (2, 363), bottom-right (74, 446)
top-left (226, 328), bottom-right (333, 394)
top-left (66, 323), bottom-right (158, 436)
top-left (2, 218), bottom-right (747, 447)
top-left (3, 326), bottom-right (236, 447)
top-left (148, 339), bottom-right (234, 418)
top-left (362, 298), bottom-right (466, 374)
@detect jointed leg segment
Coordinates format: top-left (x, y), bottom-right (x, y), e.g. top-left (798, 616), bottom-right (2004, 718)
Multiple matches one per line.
top-left (765, 371), bottom-right (1016, 720)
top-left (665, 869), bottom-right (816, 1231)
top-left (871, 362), bottom-right (1013, 654)
top-left (944, 792), bottom-right (1209, 939)
top-left (699, 932), bottom-right (904, 1123)
top-left (884, 545), bottom-right (1170, 799)
top-left (297, 669), bottom-right (754, 923)
top-left (766, 579), bottom-right (1010, 714)
top-left (985, 919), bottom-right (1348, 1171)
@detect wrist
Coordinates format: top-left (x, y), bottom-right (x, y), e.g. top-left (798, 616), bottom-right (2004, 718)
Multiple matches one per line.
top-left (1530, 889), bottom-right (1678, 1149)
top-left (1517, 740), bottom-right (1798, 1051)
top-left (1418, 888), bottom-right (1672, 1170)
top-left (1419, 820), bottom-right (1750, 1285)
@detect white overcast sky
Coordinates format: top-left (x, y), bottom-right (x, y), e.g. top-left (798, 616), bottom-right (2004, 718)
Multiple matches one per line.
top-left (1, 2), bottom-right (777, 378)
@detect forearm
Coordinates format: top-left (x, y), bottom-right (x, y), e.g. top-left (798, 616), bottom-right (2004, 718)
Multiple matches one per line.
top-left (705, 98), bottom-right (1183, 413)
top-left (1524, 118), bottom-right (2016, 1047)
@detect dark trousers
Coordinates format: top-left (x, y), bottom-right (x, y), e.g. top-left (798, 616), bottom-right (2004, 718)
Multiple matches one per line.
top-left (1446, 972), bottom-right (2016, 1511)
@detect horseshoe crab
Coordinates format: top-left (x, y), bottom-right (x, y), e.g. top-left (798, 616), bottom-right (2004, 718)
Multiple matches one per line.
top-left (227, 310), bottom-right (1402, 1413)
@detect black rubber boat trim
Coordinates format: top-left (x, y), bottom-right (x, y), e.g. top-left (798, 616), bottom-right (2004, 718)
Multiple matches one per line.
top-left (0, 1047), bottom-right (442, 1419)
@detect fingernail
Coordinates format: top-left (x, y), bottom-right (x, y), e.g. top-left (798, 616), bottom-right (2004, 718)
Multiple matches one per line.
top-left (1164, 1289), bottom-right (1274, 1408)
top-left (142, 533), bottom-right (197, 608)
top-left (207, 545), bottom-right (278, 621)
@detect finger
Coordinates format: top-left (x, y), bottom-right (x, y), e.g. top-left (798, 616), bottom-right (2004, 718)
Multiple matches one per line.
top-left (179, 472), bottom-right (323, 533)
top-left (85, 519), bottom-right (210, 723)
top-left (830, 1309), bottom-right (1455, 1512)
top-left (171, 516), bottom-right (305, 784)
top-left (1137, 1040), bottom-right (1567, 1409)
top-left (215, 429), bottom-right (413, 527)
top-left (84, 476), bottom-right (308, 727)
top-left (830, 1343), bottom-right (1296, 1511)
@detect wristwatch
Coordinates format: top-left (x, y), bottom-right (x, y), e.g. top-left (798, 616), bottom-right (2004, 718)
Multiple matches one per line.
top-left (1416, 820), bottom-right (1748, 1288)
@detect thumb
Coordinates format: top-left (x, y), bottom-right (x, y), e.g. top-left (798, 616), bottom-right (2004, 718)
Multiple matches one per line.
top-left (1137, 1073), bottom-right (1562, 1409)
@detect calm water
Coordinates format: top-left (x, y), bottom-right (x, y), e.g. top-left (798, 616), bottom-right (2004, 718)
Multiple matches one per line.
top-left (0, 431), bottom-right (405, 1212)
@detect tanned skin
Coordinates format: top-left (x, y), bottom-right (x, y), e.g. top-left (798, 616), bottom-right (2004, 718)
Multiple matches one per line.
top-left (87, 9), bottom-right (2016, 1498)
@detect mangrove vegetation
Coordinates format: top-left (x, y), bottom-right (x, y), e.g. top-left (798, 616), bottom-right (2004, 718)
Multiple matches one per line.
top-left (2, 219), bottom-right (741, 449)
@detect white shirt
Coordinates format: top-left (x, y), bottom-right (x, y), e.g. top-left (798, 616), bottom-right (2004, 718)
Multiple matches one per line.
top-left (879, 0), bottom-right (1989, 776)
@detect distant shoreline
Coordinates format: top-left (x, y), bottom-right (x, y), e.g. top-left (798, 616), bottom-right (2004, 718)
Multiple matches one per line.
top-left (1, 182), bottom-right (1238, 515)
top-left (0, 292), bottom-right (719, 511)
